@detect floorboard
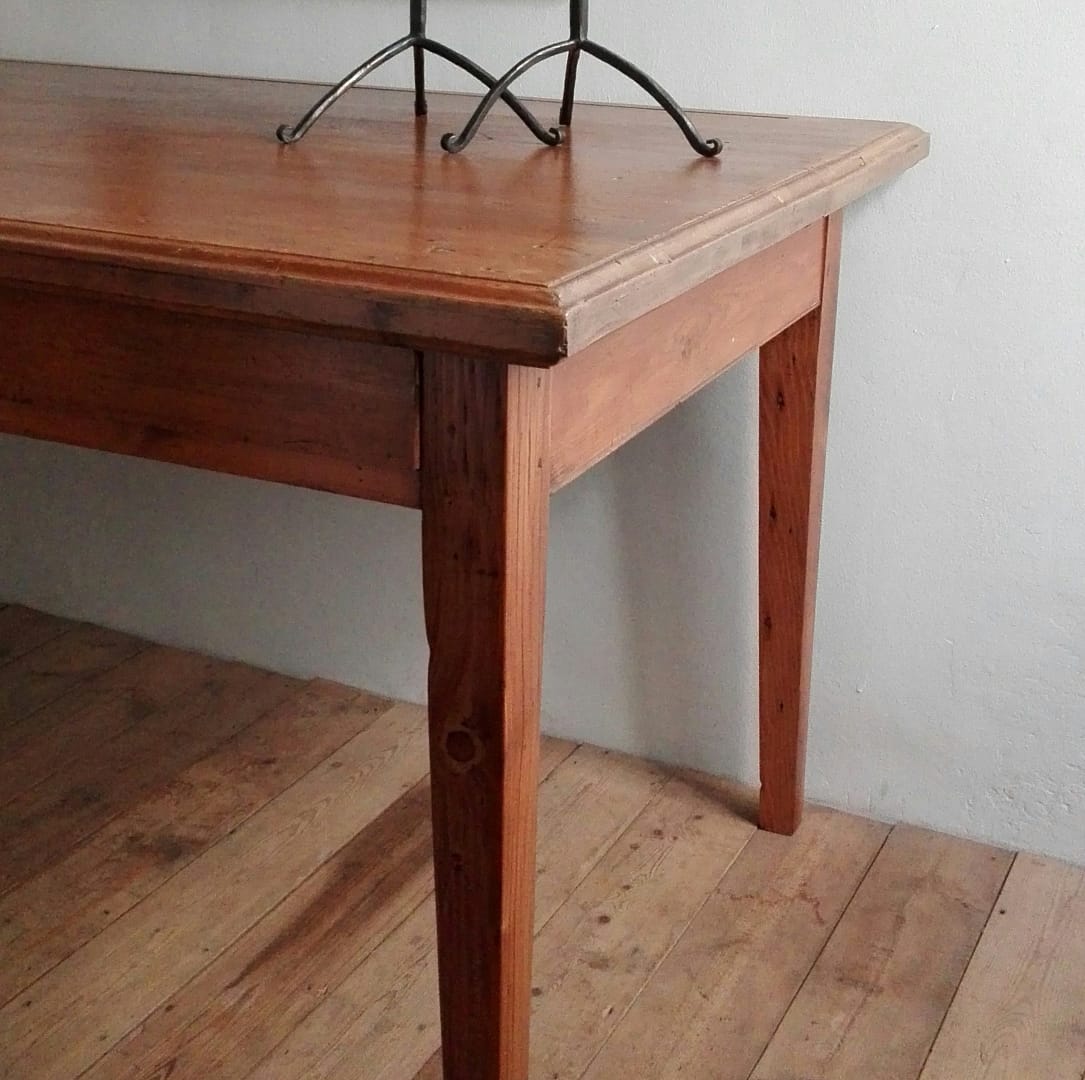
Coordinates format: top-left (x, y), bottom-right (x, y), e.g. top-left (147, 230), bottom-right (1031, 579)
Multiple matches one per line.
top-left (0, 608), bottom-right (1081, 1080)
top-left (0, 622), bottom-right (145, 731)
top-left (0, 645), bottom-right (225, 807)
top-left (919, 853), bottom-right (1085, 1080)
top-left (0, 680), bottom-right (387, 1006)
top-left (748, 825), bottom-right (1013, 1080)
top-left (84, 777), bottom-right (439, 1080)
top-left (0, 663), bottom-right (302, 895)
top-left (0, 702), bottom-right (431, 1080)
top-left (0, 607), bottom-right (75, 668)
top-left (580, 804), bottom-right (888, 1080)
top-left (526, 771), bottom-right (756, 1080)
top-left (248, 745), bottom-right (663, 1080)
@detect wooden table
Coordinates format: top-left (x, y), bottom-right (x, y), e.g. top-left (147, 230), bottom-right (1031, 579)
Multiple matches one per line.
top-left (0, 62), bottom-right (927, 1080)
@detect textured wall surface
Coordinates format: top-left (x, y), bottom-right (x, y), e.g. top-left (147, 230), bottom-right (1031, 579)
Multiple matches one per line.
top-left (2, 2), bottom-right (1083, 862)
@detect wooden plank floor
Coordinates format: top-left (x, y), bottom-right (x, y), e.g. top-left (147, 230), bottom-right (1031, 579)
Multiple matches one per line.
top-left (0, 605), bottom-right (1082, 1080)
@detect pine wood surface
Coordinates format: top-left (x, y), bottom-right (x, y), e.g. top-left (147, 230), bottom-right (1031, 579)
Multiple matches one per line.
top-left (0, 286), bottom-right (422, 506)
top-left (0, 646), bottom-right (231, 808)
top-left (0, 61), bottom-right (928, 362)
top-left (748, 826), bottom-right (1013, 1080)
top-left (0, 662), bottom-right (302, 897)
top-left (0, 64), bottom-right (935, 1078)
top-left (0, 680), bottom-right (391, 1005)
top-left (420, 356), bottom-right (552, 1080)
top-left (0, 621), bottom-right (145, 732)
top-left (549, 221), bottom-right (824, 491)
top-left (3, 612), bottom-right (1080, 1080)
top-left (0, 607), bottom-right (72, 667)
top-left (757, 213), bottom-right (843, 835)
top-left (918, 853), bottom-right (1085, 1080)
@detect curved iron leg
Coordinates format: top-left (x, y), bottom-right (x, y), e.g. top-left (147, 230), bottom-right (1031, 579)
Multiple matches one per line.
top-left (424, 40), bottom-right (562, 147)
top-left (561, 0), bottom-right (588, 127)
top-left (411, 0), bottom-right (428, 116)
top-left (414, 46), bottom-right (428, 117)
top-left (278, 37), bottom-right (560, 148)
top-left (580, 40), bottom-right (722, 157)
top-left (277, 34), bottom-right (417, 143)
top-left (441, 40), bottom-right (574, 154)
top-left (559, 48), bottom-right (582, 127)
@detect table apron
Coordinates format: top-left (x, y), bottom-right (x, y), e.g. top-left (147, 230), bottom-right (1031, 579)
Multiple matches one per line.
top-left (550, 221), bottom-right (826, 491)
top-left (1, 222), bottom-right (825, 508)
top-left (0, 283), bottom-right (422, 507)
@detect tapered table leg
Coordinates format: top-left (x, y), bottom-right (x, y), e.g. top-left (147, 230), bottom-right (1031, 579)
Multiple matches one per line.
top-left (758, 213), bottom-right (843, 835)
top-left (421, 353), bottom-right (551, 1080)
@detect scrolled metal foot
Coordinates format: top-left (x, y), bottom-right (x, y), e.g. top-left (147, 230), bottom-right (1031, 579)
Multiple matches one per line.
top-left (440, 41), bottom-right (721, 158)
top-left (424, 40), bottom-right (563, 148)
top-left (277, 0), bottom-right (722, 160)
top-left (441, 40), bottom-right (574, 154)
top-left (276, 36), bottom-right (561, 149)
top-left (579, 40), bottom-right (723, 158)
top-left (276, 34), bottom-right (418, 145)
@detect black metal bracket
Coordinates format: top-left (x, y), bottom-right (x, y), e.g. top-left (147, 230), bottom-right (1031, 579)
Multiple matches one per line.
top-left (276, 0), bottom-right (561, 148)
top-left (442, 0), bottom-right (721, 157)
top-left (277, 0), bottom-right (721, 158)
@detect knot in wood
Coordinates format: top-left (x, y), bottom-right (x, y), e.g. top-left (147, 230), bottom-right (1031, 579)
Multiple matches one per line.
top-left (443, 725), bottom-right (484, 772)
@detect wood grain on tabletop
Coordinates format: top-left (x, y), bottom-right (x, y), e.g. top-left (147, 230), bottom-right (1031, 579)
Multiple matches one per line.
top-left (757, 213), bottom-right (842, 835)
top-left (0, 61), bottom-right (929, 360)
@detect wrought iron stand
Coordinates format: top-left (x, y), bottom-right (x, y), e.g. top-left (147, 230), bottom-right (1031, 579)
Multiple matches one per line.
top-left (277, 0), bottom-right (721, 157)
top-left (276, 0), bottom-right (560, 147)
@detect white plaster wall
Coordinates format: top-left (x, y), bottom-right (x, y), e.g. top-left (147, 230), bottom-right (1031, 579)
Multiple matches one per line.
top-left (2, 2), bottom-right (1083, 863)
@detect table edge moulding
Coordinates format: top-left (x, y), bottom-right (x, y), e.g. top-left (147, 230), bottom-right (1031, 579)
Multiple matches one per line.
top-left (0, 62), bottom-right (927, 363)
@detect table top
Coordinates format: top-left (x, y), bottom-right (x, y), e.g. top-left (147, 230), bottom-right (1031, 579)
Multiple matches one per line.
top-left (0, 61), bottom-right (927, 361)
